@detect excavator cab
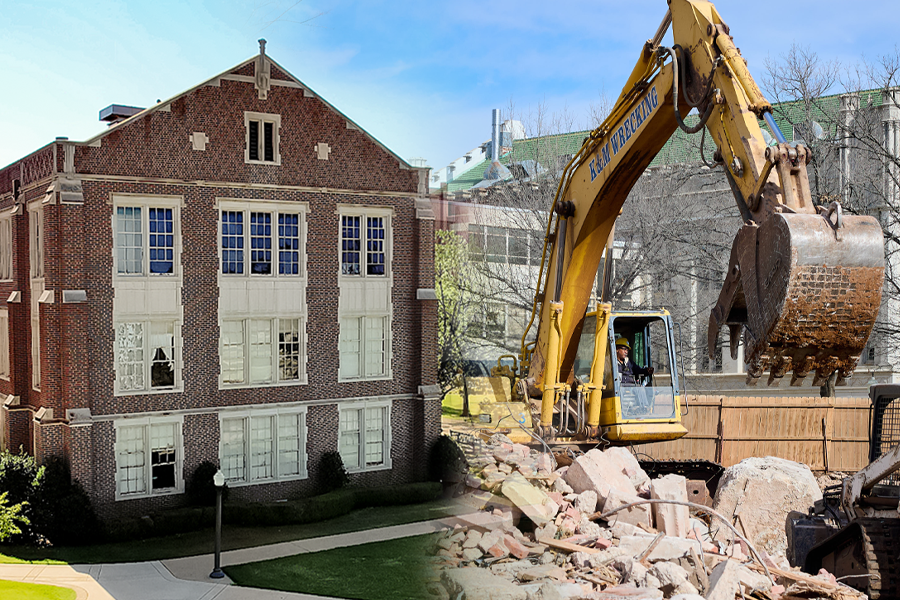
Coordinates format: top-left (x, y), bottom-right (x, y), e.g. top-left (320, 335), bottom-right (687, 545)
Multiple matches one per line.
top-left (572, 309), bottom-right (687, 444)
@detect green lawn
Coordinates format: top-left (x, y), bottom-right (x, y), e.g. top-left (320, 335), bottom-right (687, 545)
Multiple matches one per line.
top-left (225, 534), bottom-right (439, 600)
top-left (0, 580), bottom-right (76, 600)
top-left (0, 498), bottom-right (461, 565)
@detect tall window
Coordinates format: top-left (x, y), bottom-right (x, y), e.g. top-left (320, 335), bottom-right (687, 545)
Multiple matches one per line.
top-left (339, 316), bottom-right (388, 380)
top-left (115, 321), bottom-right (179, 393)
top-left (469, 224), bottom-right (540, 266)
top-left (341, 215), bottom-right (388, 276)
top-left (220, 318), bottom-right (305, 386)
top-left (339, 403), bottom-right (391, 472)
top-left (0, 216), bottom-right (11, 280)
top-left (244, 112), bottom-right (281, 165)
top-left (114, 418), bottom-right (183, 500)
top-left (220, 208), bottom-right (303, 277)
top-left (29, 206), bottom-right (43, 279)
top-left (0, 309), bottom-right (8, 380)
top-left (219, 410), bottom-right (307, 484)
top-left (115, 205), bottom-right (177, 276)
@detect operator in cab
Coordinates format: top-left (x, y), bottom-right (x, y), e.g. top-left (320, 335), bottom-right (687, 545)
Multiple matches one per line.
top-left (615, 338), bottom-right (653, 385)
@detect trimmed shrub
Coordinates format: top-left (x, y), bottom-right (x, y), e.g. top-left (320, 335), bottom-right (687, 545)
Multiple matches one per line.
top-left (317, 451), bottom-right (350, 492)
top-left (428, 435), bottom-right (468, 484)
top-left (187, 461), bottom-right (229, 506)
top-left (0, 450), bottom-right (43, 542)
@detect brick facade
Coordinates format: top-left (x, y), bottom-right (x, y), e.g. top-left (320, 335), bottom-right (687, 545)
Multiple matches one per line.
top-left (0, 48), bottom-right (441, 521)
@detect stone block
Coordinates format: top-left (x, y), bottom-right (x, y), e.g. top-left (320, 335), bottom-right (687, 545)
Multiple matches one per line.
top-left (602, 488), bottom-right (651, 528)
top-left (618, 535), bottom-right (696, 562)
top-left (564, 450), bottom-right (635, 504)
top-left (603, 447), bottom-right (651, 491)
top-left (575, 490), bottom-right (598, 514)
top-left (650, 474), bottom-right (689, 538)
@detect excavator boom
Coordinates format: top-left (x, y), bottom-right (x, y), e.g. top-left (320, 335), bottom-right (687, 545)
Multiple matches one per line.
top-left (522, 0), bottom-right (884, 435)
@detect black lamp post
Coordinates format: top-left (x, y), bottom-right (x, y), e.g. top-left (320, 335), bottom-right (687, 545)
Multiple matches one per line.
top-left (209, 469), bottom-right (226, 579)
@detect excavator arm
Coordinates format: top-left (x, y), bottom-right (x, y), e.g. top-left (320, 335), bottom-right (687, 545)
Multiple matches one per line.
top-left (522, 0), bottom-right (884, 433)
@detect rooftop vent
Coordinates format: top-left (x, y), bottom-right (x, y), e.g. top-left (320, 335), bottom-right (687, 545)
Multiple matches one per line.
top-left (99, 104), bottom-right (144, 125)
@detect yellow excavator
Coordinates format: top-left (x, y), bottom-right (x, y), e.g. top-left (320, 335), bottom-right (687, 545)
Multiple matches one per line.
top-left (497, 0), bottom-right (885, 445)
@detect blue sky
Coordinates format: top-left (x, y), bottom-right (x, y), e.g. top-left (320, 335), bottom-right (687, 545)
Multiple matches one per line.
top-left (2, 0), bottom-right (899, 171)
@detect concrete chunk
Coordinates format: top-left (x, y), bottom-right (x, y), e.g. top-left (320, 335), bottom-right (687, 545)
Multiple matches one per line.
top-left (596, 585), bottom-right (663, 600)
top-left (618, 535), bottom-right (696, 562)
top-left (502, 472), bottom-right (558, 526)
top-left (650, 474), bottom-right (690, 538)
top-left (442, 567), bottom-right (528, 600)
top-left (603, 447), bottom-right (651, 492)
top-left (712, 457), bottom-right (822, 557)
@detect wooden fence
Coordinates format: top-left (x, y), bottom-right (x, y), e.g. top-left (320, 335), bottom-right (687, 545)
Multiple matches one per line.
top-left (640, 396), bottom-right (872, 472)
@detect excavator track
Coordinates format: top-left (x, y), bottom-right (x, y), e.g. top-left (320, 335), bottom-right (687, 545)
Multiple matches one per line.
top-left (804, 518), bottom-right (900, 599)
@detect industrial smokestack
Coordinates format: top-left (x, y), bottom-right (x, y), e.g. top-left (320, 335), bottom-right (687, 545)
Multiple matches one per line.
top-left (491, 109), bottom-right (501, 161)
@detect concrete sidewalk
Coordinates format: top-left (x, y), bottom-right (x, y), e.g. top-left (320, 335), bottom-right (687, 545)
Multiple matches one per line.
top-left (0, 515), bottom-right (467, 600)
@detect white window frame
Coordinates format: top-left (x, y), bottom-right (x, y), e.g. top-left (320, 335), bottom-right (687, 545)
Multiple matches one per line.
top-left (218, 202), bottom-right (306, 278)
top-left (0, 309), bottom-right (8, 380)
top-left (338, 400), bottom-right (392, 473)
top-left (338, 208), bottom-right (392, 278)
top-left (218, 406), bottom-right (308, 486)
top-left (114, 416), bottom-right (184, 501)
top-left (0, 215), bottom-right (11, 281)
top-left (339, 315), bottom-right (390, 381)
top-left (28, 204), bottom-right (43, 280)
top-left (114, 320), bottom-right (183, 395)
top-left (244, 111), bottom-right (282, 166)
top-left (112, 197), bottom-right (182, 279)
top-left (219, 317), bottom-right (307, 388)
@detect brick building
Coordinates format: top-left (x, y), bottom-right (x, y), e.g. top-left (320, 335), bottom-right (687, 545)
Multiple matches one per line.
top-left (0, 42), bottom-right (441, 520)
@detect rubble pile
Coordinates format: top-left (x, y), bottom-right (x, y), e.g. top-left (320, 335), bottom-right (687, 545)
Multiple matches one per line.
top-left (427, 434), bottom-right (865, 600)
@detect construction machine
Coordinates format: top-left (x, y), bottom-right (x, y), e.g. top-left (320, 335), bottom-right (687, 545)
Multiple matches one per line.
top-left (501, 0), bottom-right (885, 445)
top-left (789, 384), bottom-right (900, 599)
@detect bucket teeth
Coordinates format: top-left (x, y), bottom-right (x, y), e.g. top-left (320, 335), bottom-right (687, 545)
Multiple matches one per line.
top-left (708, 212), bottom-right (884, 386)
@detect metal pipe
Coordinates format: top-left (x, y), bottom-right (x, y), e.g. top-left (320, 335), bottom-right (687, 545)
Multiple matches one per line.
top-left (763, 112), bottom-right (787, 144)
top-left (554, 217), bottom-right (568, 303)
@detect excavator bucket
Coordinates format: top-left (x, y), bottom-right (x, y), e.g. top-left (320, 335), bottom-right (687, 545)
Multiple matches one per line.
top-left (708, 210), bottom-right (884, 386)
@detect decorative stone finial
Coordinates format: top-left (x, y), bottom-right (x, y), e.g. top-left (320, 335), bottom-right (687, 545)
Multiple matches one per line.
top-left (259, 39), bottom-right (267, 56)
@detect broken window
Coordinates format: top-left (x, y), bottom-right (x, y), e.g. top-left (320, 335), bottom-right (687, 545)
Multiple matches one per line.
top-left (222, 318), bottom-right (305, 386)
top-left (116, 321), bottom-right (179, 393)
top-left (115, 419), bottom-right (182, 500)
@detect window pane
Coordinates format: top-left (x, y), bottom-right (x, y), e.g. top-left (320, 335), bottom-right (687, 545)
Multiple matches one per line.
top-left (148, 208), bottom-right (174, 274)
top-left (221, 418), bottom-right (245, 481)
top-left (364, 317), bottom-right (386, 377)
top-left (341, 216), bottom-right (360, 275)
top-left (249, 319), bottom-right (273, 383)
top-left (485, 227), bottom-right (506, 263)
top-left (264, 122), bottom-right (275, 162)
top-left (339, 409), bottom-right (361, 469)
top-left (249, 120), bottom-right (260, 161)
top-left (278, 318), bottom-right (301, 381)
top-left (250, 212), bottom-right (272, 274)
top-left (508, 230), bottom-right (528, 265)
top-left (150, 423), bottom-right (177, 490)
top-left (221, 321), bottom-right (245, 384)
top-left (150, 322), bottom-right (175, 388)
top-left (118, 426), bottom-right (146, 495)
top-left (278, 413), bottom-right (302, 477)
top-left (117, 207), bottom-right (142, 274)
top-left (250, 416), bottom-right (274, 480)
top-left (278, 213), bottom-right (300, 275)
top-left (116, 322), bottom-right (145, 391)
top-left (365, 407), bottom-right (385, 467)
top-left (0, 219), bottom-right (12, 280)
top-left (339, 318), bottom-right (361, 379)
top-left (366, 217), bottom-right (385, 275)
top-left (221, 211), bottom-right (244, 274)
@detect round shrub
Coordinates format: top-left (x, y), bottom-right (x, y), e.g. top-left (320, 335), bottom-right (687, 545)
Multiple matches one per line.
top-left (318, 451), bottom-right (350, 492)
top-left (428, 435), bottom-right (468, 484)
top-left (187, 461), bottom-right (229, 506)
